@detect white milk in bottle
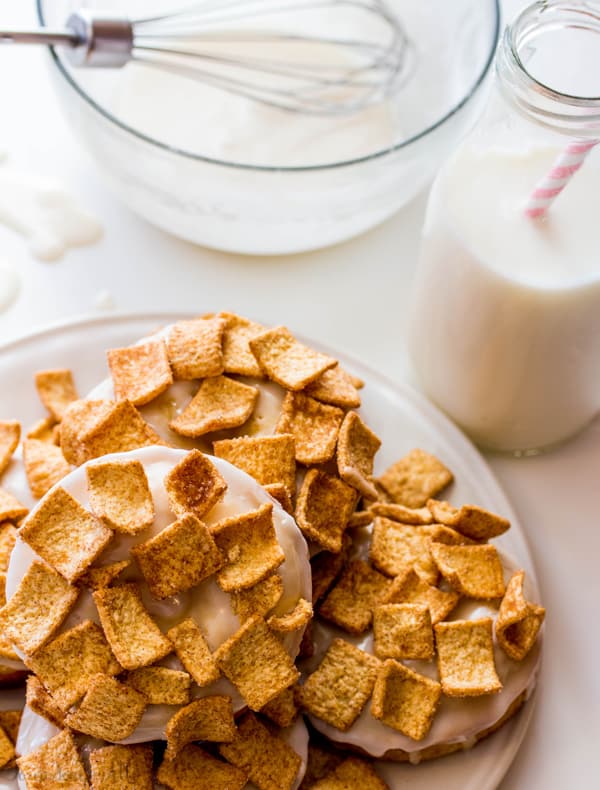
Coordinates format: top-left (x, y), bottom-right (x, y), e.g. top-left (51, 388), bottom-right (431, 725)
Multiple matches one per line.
top-left (408, 0), bottom-right (600, 452)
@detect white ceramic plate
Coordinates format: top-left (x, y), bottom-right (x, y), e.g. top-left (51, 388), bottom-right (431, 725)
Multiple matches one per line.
top-left (0, 313), bottom-right (540, 790)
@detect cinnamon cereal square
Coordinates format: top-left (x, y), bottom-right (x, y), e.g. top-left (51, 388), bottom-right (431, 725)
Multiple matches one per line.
top-left (295, 469), bottom-right (356, 553)
top-left (276, 392), bottom-right (344, 465)
top-left (107, 340), bottom-right (173, 406)
top-left (371, 659), bottom-right (441, 740)
top-left (167, 317), bottom-right (226, 380)
top-left (378, 449), bottom-right (453, 508)
top-left (170, 376), bottom-right (258, 437)
top-left (249, 326), bottom-right (337, 390)
top-left (319, 560), bottom-right (392, 634)
top-left (435, 618), bottom-right (502, 696)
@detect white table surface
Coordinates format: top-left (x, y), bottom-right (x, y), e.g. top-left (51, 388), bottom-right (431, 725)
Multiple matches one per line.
top-left (0, 2), bottom-right (599, 789)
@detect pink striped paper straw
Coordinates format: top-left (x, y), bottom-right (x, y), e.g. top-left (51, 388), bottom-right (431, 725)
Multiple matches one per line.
top-left (524, 139), bottom-right (598, 218)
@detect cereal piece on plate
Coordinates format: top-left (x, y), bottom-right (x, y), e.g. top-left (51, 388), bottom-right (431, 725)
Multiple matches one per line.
top-left (0, 523), bottom-right (16, 572)
top-left (249, 326), bottom-right (337, 391)
top-left (373, 603), bottom-right (434, 660)
top-left (212, 502), bottom-right (284, 592)
top-left (435, 618), bottom-right (502, 696)
top-left (219, 711), bottom-right (302, 790)
top-left (427, 499), bottom-right (510, 541)
top-left (165, 449), bottom-right (227, 519)
top-left (107, 340), bottom-right (173, 406)
top-left (429, 542), bottom-right (506, 599)
top-left (319, 560), bottom-right (392, 635)
top-left (167, 316), bottom-right (226, 379)
top-left (260, 684), bottom-right (298, 728)
top-left (369, 502), bottom-right (433, 525)
top-left (79, 560), bottom-right (131, 591)
top-left (370, 517), bottom-right (438, 584)
top-left (304, 365), bottom-right (361, 409)
top-left (90, 744), bottom-right (154, 790)
top-left (132, 513), bottom-right (225, 599)
top-left (295, 469), bottom-right (356, 553)
top-left (25, 675), bottom-right (65, 728)
top-left (25, 620), bottom-right (121, 710)
top-left (35, 369), bottom-right (79, 421)
top-left (310, 544), bottom-right (349, 605)
top-left (127, 666), bottom-right (191, 706)
top-left (22, 438), bottom-right (70, 499)
top-left (170, 375), bottom-right (258, 437)
top-left (336, 411), bottom-right (381, 500)
top-left (264, 483), bottom-right (293, 513)
top-left (0, 421), bottom-right (20, 478)
top-left (215, 614), bottom-right (299, 710)
top-left (0, 723), bottom-right (15, 770)
top-left (65, 673), bottom-right (147, 741)
top-left (17, 729), bottom-right (89, 790)
top-left (383, 568), bottom-right (459, 625)
top-left (165, 696), bottom-right (236, 758)
top-left (0, 711), bottom-right (21, 769)
top-left (230, 574), bottom-right (284, 622)
top-left (26, 416), bottom-right (57, 443)
top-left (213, 434), bottom-right (296, 494)
top-left (276, 392), bottom-right (344, 465)
top-left (87, 459), bottom-right (154, 534)
top-left (0, 560), bottom-right (78, 655)
top-left (371, 659), bottom-right (441, 740)
top-left (158, 743), bottom-right (248, 790)
top-left (20, 487), bottom-right (113, 582)
top-left (310, 756), bottom-right (388, 790)
top-left (0, 489), bottom-right (28, 522)
top-left (496, 570), bottom-right (545, 661)
top-left (167, 618), bottom-right (220, 687)
top-left (220, 311), bottom-right (266, 378)
top-left (267, 598), bottom-right (313, 633)
top-left (298, 639), bottom-right (380, 731)
top-left (93, 584), bottom-right (172, 670)
top-left (378, 449), bottom-right (453, 508)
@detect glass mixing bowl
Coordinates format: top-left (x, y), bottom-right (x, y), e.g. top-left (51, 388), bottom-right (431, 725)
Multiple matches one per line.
top-left (37, 0), bottom-right (500, 255)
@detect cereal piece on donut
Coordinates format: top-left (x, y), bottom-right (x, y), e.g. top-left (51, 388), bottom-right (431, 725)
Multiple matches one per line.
top-left (167, 317), bottom-right (226, 380)
top-left (319, 560), bottom-right (392, 634)
top-left (219, 711), bottom-right (302, 790)
top-left (295, 470), bottom-right (357, 553)
top-left (25, 620), bottom-right (122, 710)
top-left (435, 618), bottom-right (502, 696)
top-left (249, 326), bottom-right (337, 391)
top-left (0, 489), bottom-right (28, 522)
top-left (167, 618), bottom-right (220, 687)
top-left (496, 570), bottom-right (545, 661)
top-left (304, 366), bottom-right (362, 409)
top-left (212, 503), bottom-right (285, 592)
top-left (35, 369), bottom-right (79, 421)
top-left (336, 412), bottom-right (381, 500)
top-left (276, 393), bottom-right (344, 465)
top-left (215, 615), bottom-right (299, 710)
top-left (165, 449), bottom-right (227, 519)
top-left (370, 518), bottom-right (438, 584)
top-left (310, 756), bottom-right (388, 789)
top-left (264, 483), bottom-right (293, 513)
top-left (59, 399), bottom-right (114, 465)
top-left (93, 584), bottom-right (172, 670)
top-left (370, 502), bottom-right (433, 525)
top-left (20, 487), bottom-right (113, 583)
top-left (107, 340), bottom-right (173, 406)
top-left (22, 438), bottom-right (70, 499)
top-left (25, 675), bottom-right (65, 729)
top-left (87, 459), bottom-right (154, 535)
top-left (0, 523), bottom-right (16, 572)
top-left (65, 674), bottom-right (147, 741)
top-left (427, 499), bottom-right (510, 541)
top-left (213, 434), bottom-right (296, 495)
top-left (165, 696), bottom-right (236, 758)
top-left (170, 376), bottom-right (258, 437)
top-left (267, 598), bottom-right (313, 633)
top-left (220, 311), bottom-right (266, 378)
top-left (230, 574), bottom-right (284, 622)
top-left (383, 568), bottom-right (459, 625)
top-left (158, 743), bottom-right (248, 790)
top-left (377, 449), bottom-right (453, 508)
top-left (0, 724), bottom-right (15, 770)
top-left (90, 744), bottom-right (153, 790)
top-left (132, 513), bottom-right (225, 599)
top-left (0, 560), bottom-right (78, 654)
top-left (17, 729), bottom-right (89, 790)
top-left (371, 659), bottom-right (441, 741)
top-left (0, 421), bottom-right (20, 478)
top-left (373, 604), bottom-right (434, 660)
top-left (298, 639), bottom-right (380, 731)
top-left (127, 667), bottom-right (191, 705)
top-left (79, 560), bottom-right (131, 590)
top-left (429, 543), bottom-right (506, 599)
top-left (260, 685), bottom-right (298, 727)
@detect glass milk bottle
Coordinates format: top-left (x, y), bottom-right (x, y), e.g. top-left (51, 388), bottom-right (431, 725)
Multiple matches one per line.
top-left (407, 0), bottom-right (600, 453)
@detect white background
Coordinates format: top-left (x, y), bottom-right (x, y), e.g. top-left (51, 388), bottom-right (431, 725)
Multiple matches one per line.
top-left (0, 1), bottom-right (599, 788)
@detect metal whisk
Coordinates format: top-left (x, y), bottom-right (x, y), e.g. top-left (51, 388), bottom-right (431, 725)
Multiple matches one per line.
top-left (0, 0), bottom-right (410, 115)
